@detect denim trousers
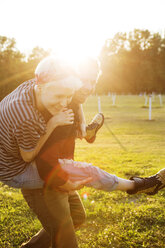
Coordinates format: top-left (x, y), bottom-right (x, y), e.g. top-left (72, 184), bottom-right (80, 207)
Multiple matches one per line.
top-left (1, 160), bottom-right (118, 192)
top-left (21, 189), bottom-right (85, 248)
top-left (1, 161), bottom-right (44, 189)
top-left (59, 159), bottom-right (119, 192)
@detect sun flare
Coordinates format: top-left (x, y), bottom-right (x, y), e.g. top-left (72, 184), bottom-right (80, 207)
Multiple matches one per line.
top-left (50, 37), bottom-right (101, 68)
top-left (34, 0), bottom-right (107, 67)
top-left (1, 0), bottom-right (165, 67)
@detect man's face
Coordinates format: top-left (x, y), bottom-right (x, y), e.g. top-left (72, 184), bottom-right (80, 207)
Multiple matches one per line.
top-left (74, 66), bottom-right (98, 104)
top-left (41, 81), bottom-right (74, 115)
top-left (74, 79), bottom-right (96, 104)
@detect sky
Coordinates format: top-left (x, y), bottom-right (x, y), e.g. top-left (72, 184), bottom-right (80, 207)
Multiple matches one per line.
top-left (0, 0), bottom-right (165, 63)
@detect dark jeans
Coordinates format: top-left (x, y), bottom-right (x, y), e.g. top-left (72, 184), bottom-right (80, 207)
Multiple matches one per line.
top-left (21, 189), bottom-right (86, 248)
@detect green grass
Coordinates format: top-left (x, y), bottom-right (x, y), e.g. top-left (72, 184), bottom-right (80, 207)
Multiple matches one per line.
top-left (1, 95), bottom-right (165, 248)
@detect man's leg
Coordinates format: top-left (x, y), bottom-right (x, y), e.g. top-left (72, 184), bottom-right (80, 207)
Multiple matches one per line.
top-left (20, 229), bottom-right (50, 248)
top-left (69, 191), bottom-right (86, 229)
top-left (21, 188), bottom-right (79, 248)
top-left (44, 189), bottom-right (78, 248)
top-left (2, 162), bottom-right (44, 190)
top-left (59, 159), bottom-right (137, 192)
top-left (21, 188), bottom-right (53, 248)
top-left (59, 159), bottom-right (119, 191)
top-left (21, 190), bottom-right (85, 248)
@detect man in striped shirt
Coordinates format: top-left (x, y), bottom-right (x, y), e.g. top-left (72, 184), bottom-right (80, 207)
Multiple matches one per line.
top-left (0, 56), bottom-right (92, 248)
top-left (0, 56), bottom-right (94, 188)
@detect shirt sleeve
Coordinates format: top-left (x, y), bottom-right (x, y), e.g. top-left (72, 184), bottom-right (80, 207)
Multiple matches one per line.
top-left (14, 119), bottom-right (46, 151)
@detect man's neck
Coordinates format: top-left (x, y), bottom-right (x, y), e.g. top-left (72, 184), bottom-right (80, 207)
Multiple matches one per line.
top-left (33, 85), bottom-right (52, 122)
top-left (33, 85), bottom-right (44, 112)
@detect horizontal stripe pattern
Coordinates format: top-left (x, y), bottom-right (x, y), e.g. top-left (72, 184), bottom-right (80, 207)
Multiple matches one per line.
top-left (0, 79), bottom-right (46, 180)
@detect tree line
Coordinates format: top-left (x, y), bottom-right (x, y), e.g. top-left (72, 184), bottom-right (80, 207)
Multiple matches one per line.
top-left (97, 29), bottom-right (165, 94)
top-left (0, 29), bottom-right (165, 100)
top-left (0, 36), bottom-right (49, 100)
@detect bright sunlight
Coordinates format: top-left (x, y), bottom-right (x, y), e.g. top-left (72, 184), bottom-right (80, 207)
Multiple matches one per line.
top-left (1, 0), bottom-right (165, 66)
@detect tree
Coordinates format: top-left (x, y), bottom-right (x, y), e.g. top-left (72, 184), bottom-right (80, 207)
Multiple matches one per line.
top-left (0, 37), bottom-right (50, 100)
top-left (98, 29), bottom-right (165, 94)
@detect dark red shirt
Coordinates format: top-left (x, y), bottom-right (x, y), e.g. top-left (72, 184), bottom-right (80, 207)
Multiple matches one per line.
top-left (36, 101), bottom-right (79, 188)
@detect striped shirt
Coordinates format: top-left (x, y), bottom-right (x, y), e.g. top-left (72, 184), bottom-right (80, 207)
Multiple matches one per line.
top-left (0, 79), bottom-right (46, 180)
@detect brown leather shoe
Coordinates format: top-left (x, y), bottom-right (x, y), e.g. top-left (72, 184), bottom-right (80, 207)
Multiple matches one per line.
top-left (127, 168), bottom-right (165, 195)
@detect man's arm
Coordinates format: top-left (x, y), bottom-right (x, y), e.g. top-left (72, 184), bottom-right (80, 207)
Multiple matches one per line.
top-left (20, 118), bottom-right (57, 162)
top-left (20, 110), bottom-right (74, 162)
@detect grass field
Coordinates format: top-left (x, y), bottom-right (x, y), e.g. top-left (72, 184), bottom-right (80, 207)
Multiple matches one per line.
top-left (0, 95), bottom-right (165, 248)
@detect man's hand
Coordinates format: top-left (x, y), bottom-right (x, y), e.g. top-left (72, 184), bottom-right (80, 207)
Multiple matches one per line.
top-left (58, 177), bottom-right (92, 192)
top-left (50, 108), bottom-right (74, 128)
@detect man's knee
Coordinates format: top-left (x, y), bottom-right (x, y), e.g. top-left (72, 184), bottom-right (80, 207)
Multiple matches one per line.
top-left (69, 191), bottom-right (86, 228)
